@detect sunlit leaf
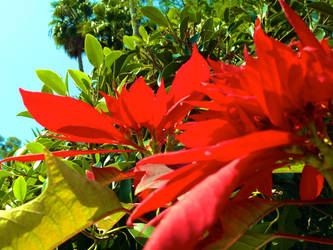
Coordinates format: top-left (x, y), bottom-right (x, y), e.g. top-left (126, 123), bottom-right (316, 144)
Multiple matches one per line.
top-left (123, 35), bottom-right (141, 50)
top-left (128, 223), bottom-right (155, 246)
top-left (139, 26), bottom-right (149, 42)
top-left (13, 176), bottom-right (27, 202)
top-left (0, 170), bottom-right (12, 178)
top-left (85, 34), bottom-right (103, 68)
top-left (26, 142), bottom-right (44, 154)
top-left (16, 111), bottom-right (33, 119)
top-left (0, 150), bottom-right (121, 249)
top-left (35, 69), bottom-right (67, 96)
top-left (104, 51), bottom-right (122, 68)
top-left (95, 203), bottom-right (133, 232)
top-left (68, 69), bottom-right (91, 93)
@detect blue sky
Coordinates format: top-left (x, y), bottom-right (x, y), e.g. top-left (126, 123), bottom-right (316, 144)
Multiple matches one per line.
top-left (0, 0), bottom-right (92, 143)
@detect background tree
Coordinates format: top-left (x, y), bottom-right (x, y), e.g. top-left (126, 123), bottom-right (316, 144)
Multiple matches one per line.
top-left (49, 0), bottom-right (93, 71)
top-left (80, 0), bottom-right (135, 49)
top-left (0, 136), bottom-right (21, 159)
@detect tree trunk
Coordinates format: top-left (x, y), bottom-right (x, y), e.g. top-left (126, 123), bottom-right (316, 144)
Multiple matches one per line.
top-left (129, 0), bottom-right (139, 37)
top-left (78, 53), bottom-right (84, 72)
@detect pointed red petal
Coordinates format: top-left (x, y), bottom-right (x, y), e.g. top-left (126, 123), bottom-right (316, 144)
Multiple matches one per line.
top-left (137, 130), bottom-right (301, 166)
top-left (299, 165), bottom-right (324, 200)
top-left (0, 149), bottom-right (135, 165)
top-left (125, 77), bottom-right (155, 126)
top-left (176, 119), bottom-right (239, 148)
top-left (278, 0), bottom-right (322, 49)
top-left (141, 159), bottom-right (242, 250)
top-left (152, 80), bottom-right (168, 131)
top-left (168, 44), bottom-right (210, 104)
top-left (129, 162), bottom-right (221, 223)
top-left (20, 89), bottom-right (127, 144)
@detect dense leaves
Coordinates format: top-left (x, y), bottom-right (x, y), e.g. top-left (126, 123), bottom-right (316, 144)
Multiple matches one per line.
top-left (1, 0), bottom-right (333, 249)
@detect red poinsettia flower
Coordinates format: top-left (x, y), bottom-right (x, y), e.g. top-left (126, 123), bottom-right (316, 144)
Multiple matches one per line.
top-left (1, 45), bottom-right (210, 171)
top-left (126, 1), bottom-right (331, 249)
top-left (100, 44), bottom-right (210, 149)
top-left (17, 44), bottom-right (208, 152)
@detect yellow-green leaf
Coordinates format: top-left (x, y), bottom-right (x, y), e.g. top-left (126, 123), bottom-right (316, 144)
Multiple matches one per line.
top-left (105, 50), bottom-right (122, 68)
top-left (139, 26), bottom-right (149, 42)
top-left (26, 142), bottom-right (44, 154)
top-left (13, 176), bottom-right (27, 202)
top-left (35, 69), bottom-right (67, 96)
top-left (123, 35), bottom-right (141, 50)
top-left (68, 69), bottom-right (91, 93)
top-left (95, 203), bottom-right (133, 232)
top-left (0, 150), bottom-right (121, 249)
top-left (16, 111), bottom-right (33, 119)
top-left (0, 170), bottom-right (12, 178)
top-left (85, 34), bottom-right (103, 68)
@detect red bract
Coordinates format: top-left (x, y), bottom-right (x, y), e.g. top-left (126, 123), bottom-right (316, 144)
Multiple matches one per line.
top-left (299, 165), bottom-right (324, 200)
top-left (18, 45), bottom-right (209, 155)
top-left (127, 1), bottom-right (332, 249)
top-left (2, 45), bottom-right (210, 166)
top-left (210, 0), bottom-right (333, 131)
top-left (19, 89), bottom-right (131, 145)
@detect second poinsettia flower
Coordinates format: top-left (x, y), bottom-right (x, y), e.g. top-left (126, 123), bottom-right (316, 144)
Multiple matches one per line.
top-left (19, 44), bottom-right (210, 155)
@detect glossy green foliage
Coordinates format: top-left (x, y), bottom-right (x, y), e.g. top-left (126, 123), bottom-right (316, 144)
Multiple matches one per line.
top-left (3, 1), bottom-right (332, 249)
top-left (35, 69), bottom-right (67, 96)
top-left (85, 34), bottom-right (104, 68)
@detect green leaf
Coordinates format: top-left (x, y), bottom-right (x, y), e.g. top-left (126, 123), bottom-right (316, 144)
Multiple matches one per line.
top-left (68, 69), bottom-right (91, 93)
top-left (0, 170), bottom-right (12, 178)
top-left (308, 2), bottom-right (333, 16)
top-left (13, 176), bottom-right (27, 202)
top-left (117, 75), bottom-right (128, 94)
top-left (16, 111), bottom-right (33, 119)
top-left (139, 26), bottom-right (149, 42)
top-left (123, 35), bottom-right (141, 50)
top-left (128, 223), bottom-right (154, 246)
top-left (95, 203), bottom-right (133, 232)
top-left (41, 85), bottom-right (53, 94)
top-left (85, 34), bottom-right (104, 68)
top-left (105, 50), bottom-right (123, 68)
top-left (273, 162), bottom-right (304, 173)
top-left (141, 6), bottom-right (169, 27)
top-left (35, 69), bottom-right (67, 96)
top-left (103, 47), bottom-right (112, 56)
top-left (162, 62), bottom-right (181, 81)
top-left (96, 101), bottom-right (108, 113)
top-left (26, 142), bottom-right (44, 154)
top-left (0, 150), bottom-right (121, 249)
top-left (119, 179), bottom-right (132, 203)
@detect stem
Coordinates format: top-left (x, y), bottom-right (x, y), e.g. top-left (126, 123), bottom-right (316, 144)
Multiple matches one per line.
top-left (311, 205), bottom-right (333, 219)
top-left (78, 53), bottom-right (84, 72)
top-left (284, 198), bottom-right (333, 205)
top-left (275, 233), bottom-right (333, 246)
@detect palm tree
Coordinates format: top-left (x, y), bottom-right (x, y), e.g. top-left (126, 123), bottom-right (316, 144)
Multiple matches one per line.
top-left (49, 0), bottom-right (93, 72)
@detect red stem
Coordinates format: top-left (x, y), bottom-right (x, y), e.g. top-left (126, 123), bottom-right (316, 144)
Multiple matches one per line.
top-left (283, 198), bottom-right (333, 205)
top-left (275, 233), bottom-right (333, 246)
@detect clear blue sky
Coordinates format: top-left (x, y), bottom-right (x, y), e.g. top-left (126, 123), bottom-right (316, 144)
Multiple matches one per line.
top-left (0, 0), bottom-right (92, 143)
